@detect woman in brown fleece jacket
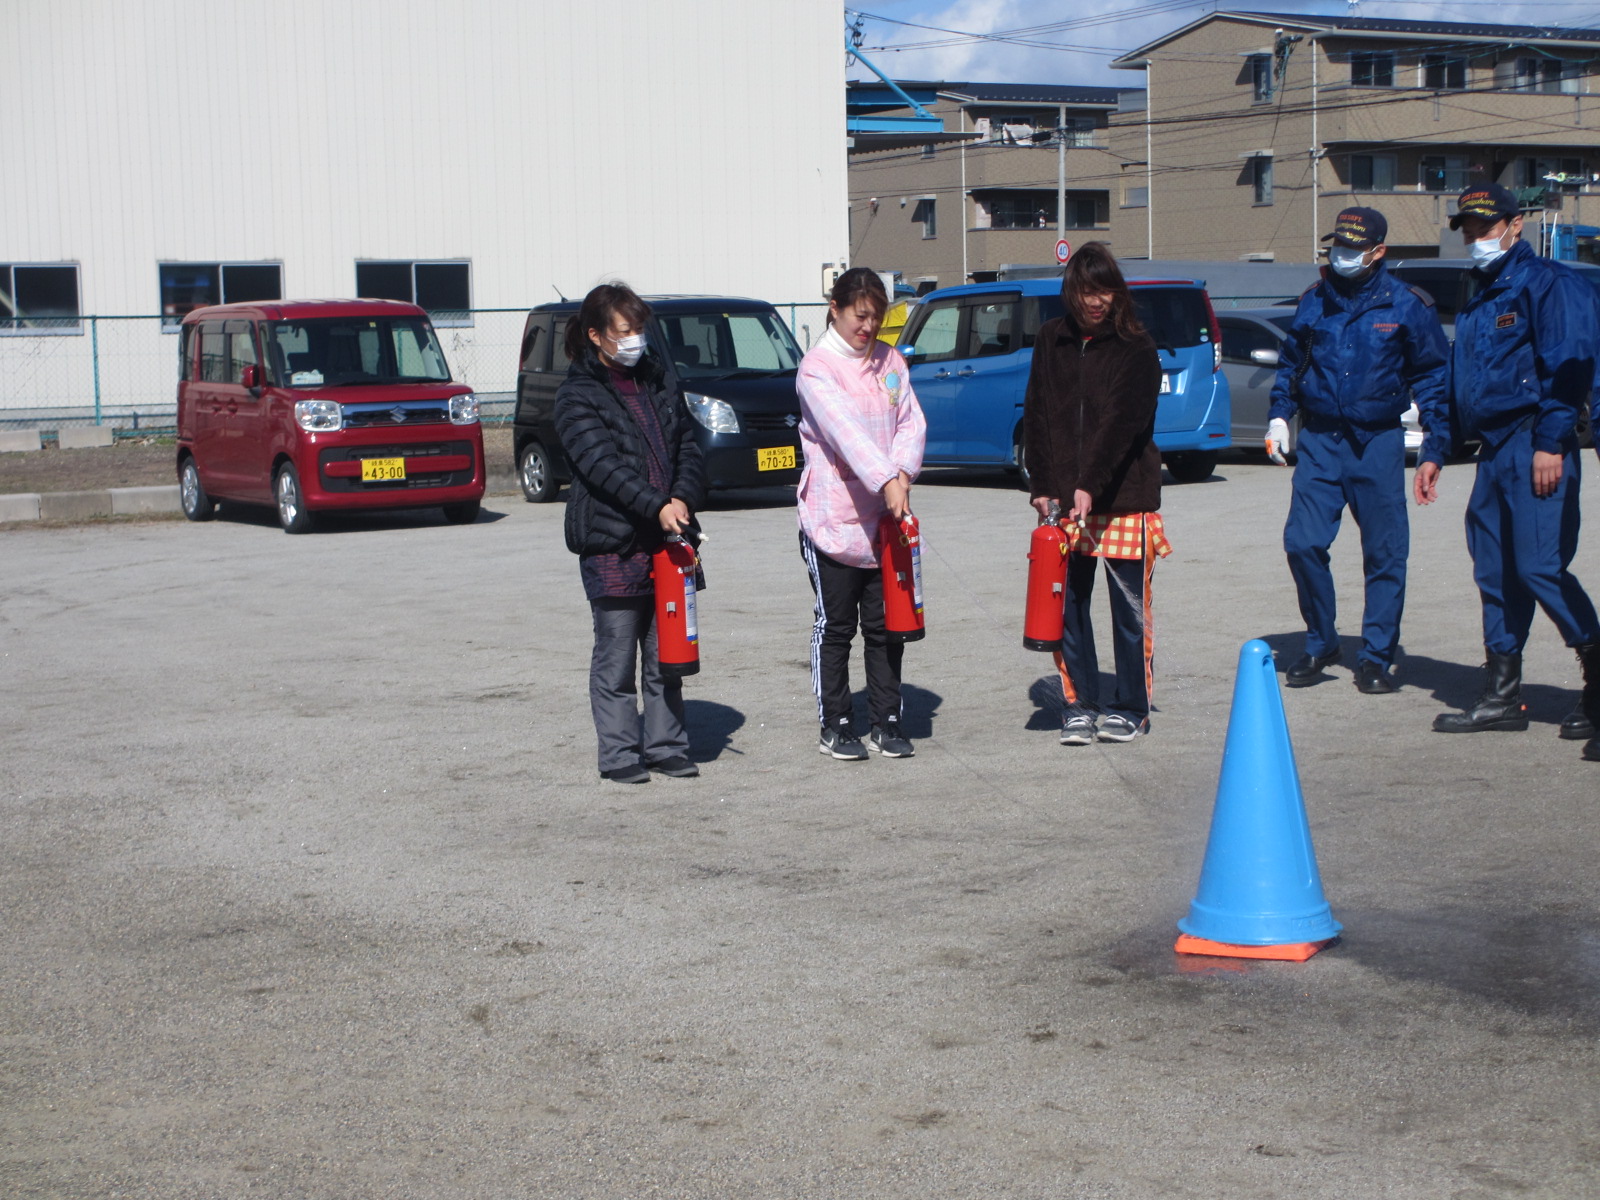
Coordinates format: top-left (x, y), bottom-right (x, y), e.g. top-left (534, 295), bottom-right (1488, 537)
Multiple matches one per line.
top-left (1023, 242), bottom-right (1170, 745)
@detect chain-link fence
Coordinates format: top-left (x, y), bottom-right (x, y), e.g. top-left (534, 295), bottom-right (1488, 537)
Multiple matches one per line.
top-left (0, 303), bottom-right (836, 436)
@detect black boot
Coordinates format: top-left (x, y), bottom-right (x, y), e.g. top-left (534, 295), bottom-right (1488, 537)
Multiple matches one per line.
top-left (1433, 651), bottom-right (1528, 733)
top-left (1559, 641), bottom-right (1600, 740)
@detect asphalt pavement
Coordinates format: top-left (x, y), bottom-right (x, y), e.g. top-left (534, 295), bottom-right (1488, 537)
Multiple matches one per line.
top-left (3, 453), bottom-right (1597, 1199)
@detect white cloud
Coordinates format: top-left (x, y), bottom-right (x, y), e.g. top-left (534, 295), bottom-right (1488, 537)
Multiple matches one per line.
top-left (849, 0), bottom-right (1600, 86)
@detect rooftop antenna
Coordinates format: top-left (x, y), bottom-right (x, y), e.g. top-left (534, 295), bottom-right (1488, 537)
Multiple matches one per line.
top-left (1347, 0), bottom-right (1360, 15)
top-left (552, 284), bottom-right (567, 301)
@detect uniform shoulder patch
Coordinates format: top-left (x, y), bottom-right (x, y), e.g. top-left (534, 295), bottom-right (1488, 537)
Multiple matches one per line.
top-left (1496, 311), bottom-right (1518, 329)
top-left (1404, 283), bottom-right (1436, 308)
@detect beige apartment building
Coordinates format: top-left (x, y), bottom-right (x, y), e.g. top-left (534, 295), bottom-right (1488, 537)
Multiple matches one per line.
top-left (1107, 11), bottom-right (1600, 263)
top-left (846, 81), bottom-right (1139, 290)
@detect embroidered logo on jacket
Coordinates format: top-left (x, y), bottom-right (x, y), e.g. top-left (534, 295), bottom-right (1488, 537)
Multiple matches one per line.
top-left (1373, 323), bottom-right (1398, 333)
top-left (883, 371), bottom-right (901, 405)
top-left (1496, 312), bottom-right (1518, 330)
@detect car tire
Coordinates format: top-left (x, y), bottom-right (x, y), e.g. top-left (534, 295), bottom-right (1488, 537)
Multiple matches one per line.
top-left (442, 500), bottom-right (481, 525)
top-left (1165, 450), bottom-right (1218, 484)
top-left (179, 456), bottom-right (215, 522)
top-left (275, 462), bottom-right (316, 534)
top-left (1012, 428), bottom-right (1031, 491)
top-left (519, 442), bottom-right (559, 503)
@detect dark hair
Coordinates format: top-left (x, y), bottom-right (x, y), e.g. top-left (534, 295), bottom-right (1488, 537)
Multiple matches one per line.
top-left (564, 281), bottom-right (653, 363)
top-left (1060, 242), bottom-right (1145, 340)
top-left (826, 267), bottom-right (889, 324)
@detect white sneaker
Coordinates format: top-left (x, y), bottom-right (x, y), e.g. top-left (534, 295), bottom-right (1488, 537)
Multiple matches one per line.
top-left (1060, 712), bottom-right (1098, 746)
top-left (1096, 714), bottom-right (1149, 742)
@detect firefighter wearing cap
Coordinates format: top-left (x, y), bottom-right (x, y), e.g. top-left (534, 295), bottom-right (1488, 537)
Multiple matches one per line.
top-left (1266, 206), bottom-right (1449, 693)
top-left (1415, 182), bottom-right (1600, 759)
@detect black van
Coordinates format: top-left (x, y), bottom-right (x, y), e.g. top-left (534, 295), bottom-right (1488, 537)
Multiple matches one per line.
top-left (513, 296), bottom-right (806, 501)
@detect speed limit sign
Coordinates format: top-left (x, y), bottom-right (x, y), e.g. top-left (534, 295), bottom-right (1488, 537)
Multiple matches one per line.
top-left (1055, 238), bottom-right (1072, 264)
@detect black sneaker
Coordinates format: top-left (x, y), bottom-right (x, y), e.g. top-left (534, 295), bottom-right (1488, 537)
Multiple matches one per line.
top-left (868, 722), bottom-right (914, 757)
top-left (601, 764), bottom-right (650, 784)
top-left (648, 755), bottom-right (699, 778)
top-left (819, 722), bottom-right (868, 760)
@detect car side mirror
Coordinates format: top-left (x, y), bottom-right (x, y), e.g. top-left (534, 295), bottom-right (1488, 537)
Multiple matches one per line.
top-left (898, 344), bottom-right (916, 359)
top-left (1250, 348), bottom-right (1280, 366)
top-left (240, 364), bottom-right (264, 394)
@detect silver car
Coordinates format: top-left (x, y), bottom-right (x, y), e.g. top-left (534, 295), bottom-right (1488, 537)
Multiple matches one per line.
top-left (1218, 306), bottom-right (1425, 457)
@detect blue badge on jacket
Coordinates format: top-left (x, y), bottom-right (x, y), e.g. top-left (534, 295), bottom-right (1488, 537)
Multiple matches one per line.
top-left (883, 371), bottom-right (901, 405)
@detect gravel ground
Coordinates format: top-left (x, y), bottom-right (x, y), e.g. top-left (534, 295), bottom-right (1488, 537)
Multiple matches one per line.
top-left (2, 454), bottom-right (1597, 1199)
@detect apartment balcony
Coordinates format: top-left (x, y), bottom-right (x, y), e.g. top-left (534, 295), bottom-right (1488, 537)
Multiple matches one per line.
top-left (1316, 85), bottom-right (1600, 147)
top-left (1316, 186), bottom-right (1600, 248)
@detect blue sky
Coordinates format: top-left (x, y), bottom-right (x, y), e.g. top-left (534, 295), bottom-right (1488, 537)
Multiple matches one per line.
top-left (846, 1), bottom-right (1600, 86)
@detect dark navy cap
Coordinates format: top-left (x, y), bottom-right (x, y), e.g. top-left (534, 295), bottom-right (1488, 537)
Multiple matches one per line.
top-left (1321, 206), bottom-right (1387, 248)
top-left (1450, 182), bottom-right (1521, 229)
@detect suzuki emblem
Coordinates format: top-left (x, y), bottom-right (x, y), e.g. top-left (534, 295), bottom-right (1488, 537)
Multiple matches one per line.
top-left (785, 413), bottom-right (799, 427)
top-left (389, 406), bottom-right (408, 423)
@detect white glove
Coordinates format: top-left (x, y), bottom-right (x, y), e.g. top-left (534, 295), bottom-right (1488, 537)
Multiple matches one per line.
top-left (1265, 418), bottom-right (1291, 466)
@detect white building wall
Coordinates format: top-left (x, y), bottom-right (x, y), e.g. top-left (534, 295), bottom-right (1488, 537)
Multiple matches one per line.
top-left (1, 0), bottom-right (847, 415)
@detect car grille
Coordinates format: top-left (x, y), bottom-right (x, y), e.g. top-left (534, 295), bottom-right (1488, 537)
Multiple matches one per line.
top-left (743, 412), bottom-right (802, 433)
top-left (342, 401), bottom-right (453, 428)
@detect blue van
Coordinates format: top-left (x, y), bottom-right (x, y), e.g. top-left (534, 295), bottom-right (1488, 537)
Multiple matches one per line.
top-left (897, 276), bottom-right (1231, 483)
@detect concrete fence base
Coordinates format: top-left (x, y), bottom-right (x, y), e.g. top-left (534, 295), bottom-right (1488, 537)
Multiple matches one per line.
top-left (1, 486), bottom-right (182, 523)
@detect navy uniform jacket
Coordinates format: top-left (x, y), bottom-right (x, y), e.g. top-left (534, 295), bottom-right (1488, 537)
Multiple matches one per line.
top-left (1423, 238), bottom-right (1598, 466)
top-left (1269, 263), bottom-right (1449, 448)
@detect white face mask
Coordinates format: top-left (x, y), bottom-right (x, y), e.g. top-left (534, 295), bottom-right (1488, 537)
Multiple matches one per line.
top-left (608, 333), bottom-right (646, 367)
top-left (1469, 230), bottom-right (1509, 269)
top-left (1328, 247), bottom-right (1370, 278)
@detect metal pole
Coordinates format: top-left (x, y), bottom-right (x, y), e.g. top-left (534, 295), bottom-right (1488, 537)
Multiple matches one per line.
top-left (1311, 38), bottom-right (1320, 263)
top-left (91, 316), bottom-right (102, 425)
top-left (1147, 63), bottom-right (1155, 258)
top-left (960, 106), bottom-right (968, 284)
top-left (1057, 103), bottom-right (1067, 252)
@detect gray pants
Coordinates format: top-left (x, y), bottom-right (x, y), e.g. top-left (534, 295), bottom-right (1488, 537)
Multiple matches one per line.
top-left (589, 597), bottom-right (688, 773)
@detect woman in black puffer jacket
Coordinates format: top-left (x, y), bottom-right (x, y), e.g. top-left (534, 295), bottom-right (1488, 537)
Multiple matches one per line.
top-left (554, 283), bottom-right (707, 784)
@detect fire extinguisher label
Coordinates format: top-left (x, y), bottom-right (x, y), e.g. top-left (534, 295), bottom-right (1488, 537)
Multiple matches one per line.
top-left (682, 574), bottom-right (699, 643)
top-left (910, 542), bottom-right (924, 614)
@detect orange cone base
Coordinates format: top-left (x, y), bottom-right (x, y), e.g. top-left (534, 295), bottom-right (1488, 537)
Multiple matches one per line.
top-left (1174, 933), bottom-right (1336, 962)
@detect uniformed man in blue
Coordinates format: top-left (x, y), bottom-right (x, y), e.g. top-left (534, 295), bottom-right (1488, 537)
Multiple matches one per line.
top-left (1265, 206), bottom-right (1449, 693)
top-left (1414, 182), bottom-right (1600, 758)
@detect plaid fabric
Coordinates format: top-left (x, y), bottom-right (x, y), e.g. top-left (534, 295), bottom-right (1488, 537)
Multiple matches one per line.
top-left (1066, 512), bottom-right (1171, 560)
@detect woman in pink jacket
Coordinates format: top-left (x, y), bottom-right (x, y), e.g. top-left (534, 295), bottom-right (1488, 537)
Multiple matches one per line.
top-left (797, 268), bottom-right (927, 761)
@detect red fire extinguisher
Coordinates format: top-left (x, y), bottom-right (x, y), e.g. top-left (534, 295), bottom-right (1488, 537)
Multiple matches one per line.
top-left (1023, 502), bottom-right (1070, 651)
top-left (879, 512), bottom-right (925, 643)
top-left (652, 533), bottom-right (700, 677)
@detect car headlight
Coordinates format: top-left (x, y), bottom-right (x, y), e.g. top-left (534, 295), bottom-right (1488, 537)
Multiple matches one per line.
top-left (294, 399), bottom-right (342, 432)
top-left (685, 392), bottom-right (740, 434)
top-left (449, 393), bottom-right (480, 425)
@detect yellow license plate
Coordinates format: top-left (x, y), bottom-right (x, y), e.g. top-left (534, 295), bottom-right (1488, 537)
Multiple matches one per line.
top-left (757, 446), bottom-right (796, 471)
top-left (361, 457), bottom-right (406, 482)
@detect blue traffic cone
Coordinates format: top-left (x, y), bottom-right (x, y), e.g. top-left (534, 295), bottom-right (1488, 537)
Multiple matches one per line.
top-left (1176, 639), bottom-right (1341, 960)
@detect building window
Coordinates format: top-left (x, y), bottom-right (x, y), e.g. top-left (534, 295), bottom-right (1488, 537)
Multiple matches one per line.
top-left (1421, 155), bottom-right (1472, 193)
top-left (1252, 158), bottom-right (1274, 205)
top-left (355, 260), bottom-right (471, 324)
top-left (1351, 51), bottom-right (1395, 88)
top-left (1513, 57), bottom-right (1581, 94)
top-left (913, 198), bottom-right (937, 239)
top-left (0, 263), bottom-right (81, 334)
top-left (921, 143), bottom-right (936, 159)
top-left (975, 191), bottom-right (1108, 230)
top-left (160, 262), bottom-right (282, 328)
top-left (1122, 185), bottom-right (1149, 209)
top-left (1350, 153), bottom-right (1397, 192)
top-left (1251, 54), bottom-right (1274, 103)
top-left (1423, 55), bottom-right (1467, 90)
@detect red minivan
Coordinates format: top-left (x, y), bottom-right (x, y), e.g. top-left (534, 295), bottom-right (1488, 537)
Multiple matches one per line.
top-left (175, 299), bottom-right (485, 532)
